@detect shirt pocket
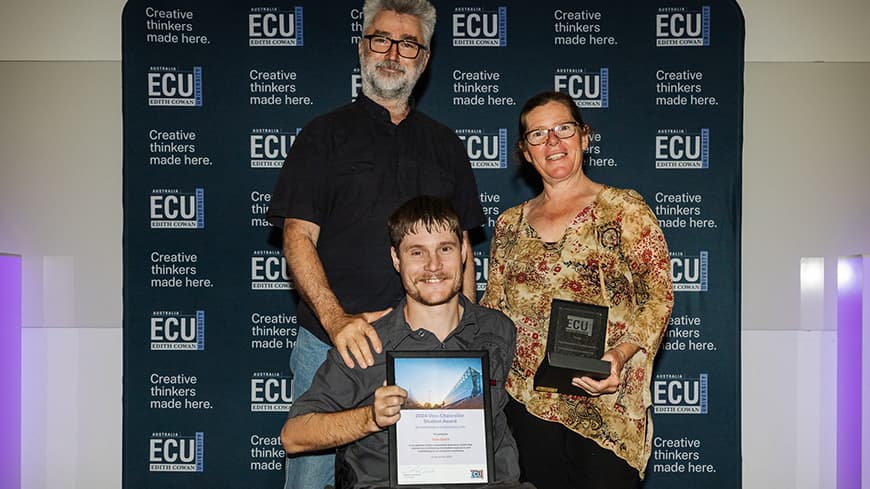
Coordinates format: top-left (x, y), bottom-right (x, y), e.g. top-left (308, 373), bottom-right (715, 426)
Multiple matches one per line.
top-left (470, 332), bottom-right (512, 410)
top-left (331, 160), bottom-right (379, 217)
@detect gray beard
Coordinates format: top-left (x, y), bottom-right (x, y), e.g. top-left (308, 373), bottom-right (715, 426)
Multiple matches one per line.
top-left (360, 58), bottom-right (421, 103)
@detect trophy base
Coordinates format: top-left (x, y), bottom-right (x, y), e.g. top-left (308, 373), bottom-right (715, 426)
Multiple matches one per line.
top-left (533, 352), bottom-right (611, 396)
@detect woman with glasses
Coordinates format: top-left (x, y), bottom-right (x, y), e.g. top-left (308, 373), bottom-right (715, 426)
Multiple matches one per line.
top-left (481, 91), bottom-right (674, 489)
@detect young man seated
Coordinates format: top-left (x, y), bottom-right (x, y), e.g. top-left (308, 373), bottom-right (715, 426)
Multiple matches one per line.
top-left (280, 196), bottom-right (531, 488)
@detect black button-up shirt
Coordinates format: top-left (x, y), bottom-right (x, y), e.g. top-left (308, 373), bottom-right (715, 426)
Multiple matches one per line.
top-left (267, 95), bottom-right (484, 343)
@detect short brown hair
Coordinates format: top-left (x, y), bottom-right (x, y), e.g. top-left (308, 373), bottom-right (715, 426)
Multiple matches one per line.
top-left (388, 196), bottom-right (462, 249)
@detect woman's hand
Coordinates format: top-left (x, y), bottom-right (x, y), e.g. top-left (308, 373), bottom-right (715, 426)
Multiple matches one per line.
top-left (571, 346), bottom-right (630, 396)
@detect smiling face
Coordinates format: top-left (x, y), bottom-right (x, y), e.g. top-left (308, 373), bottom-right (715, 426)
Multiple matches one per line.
top-left (358, 10), bottom-right (430, 102)
top-left (391, 224), bottom-right (465, 308)
top-left (520, 100), bottom-right (589, 185)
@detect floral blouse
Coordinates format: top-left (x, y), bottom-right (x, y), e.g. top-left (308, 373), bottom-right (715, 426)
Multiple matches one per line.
top-left (481, 186), bottom-right (673, 476)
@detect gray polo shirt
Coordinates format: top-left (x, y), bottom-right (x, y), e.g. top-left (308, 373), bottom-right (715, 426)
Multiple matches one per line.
top-left (288, 295), bottom-right (521, 488)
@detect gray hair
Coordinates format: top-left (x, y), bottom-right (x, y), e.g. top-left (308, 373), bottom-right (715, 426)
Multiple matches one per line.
top-left (362, 0), bottom-right (436, 46)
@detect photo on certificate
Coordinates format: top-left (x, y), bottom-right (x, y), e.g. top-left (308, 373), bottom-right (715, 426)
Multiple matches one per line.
top-left (387, 351), bottom-right (495, 487)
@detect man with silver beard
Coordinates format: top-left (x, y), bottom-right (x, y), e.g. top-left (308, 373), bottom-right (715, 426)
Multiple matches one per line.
top-left (266, 1), bottom-right (484, 488)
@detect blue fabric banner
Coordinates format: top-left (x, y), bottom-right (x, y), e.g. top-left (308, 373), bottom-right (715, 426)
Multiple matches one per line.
top-left (122, 1), bottom-right (743, 487)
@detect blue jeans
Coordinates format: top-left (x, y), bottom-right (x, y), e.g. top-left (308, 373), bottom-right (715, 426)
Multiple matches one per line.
top-left (285, 327), bottom-right (334, 489)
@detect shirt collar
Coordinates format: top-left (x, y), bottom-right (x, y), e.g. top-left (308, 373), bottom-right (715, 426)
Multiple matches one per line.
top-left (356, 93), bottom-right (417, 124)
top-left (385, 295), bottom-right (480, 346)
top-left (454, 295), bottom-right (480, 337)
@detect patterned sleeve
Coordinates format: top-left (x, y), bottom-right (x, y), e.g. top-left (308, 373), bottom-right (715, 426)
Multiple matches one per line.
top-left (480, 211), bottom-right (510, 311)
top-left (619, 191), bottom-right (674, 354)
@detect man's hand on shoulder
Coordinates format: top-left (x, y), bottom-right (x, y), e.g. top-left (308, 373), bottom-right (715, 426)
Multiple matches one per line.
top-left (325, 308), bottom-right (392, 369)
top-left (369, 382), bottom-right (408, 431)
top-left (282, 216), bottom-right (392, 368)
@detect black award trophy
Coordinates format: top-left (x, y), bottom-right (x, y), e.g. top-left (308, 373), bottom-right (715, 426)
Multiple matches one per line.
top-left (533, 298), bottom-right (610, 395)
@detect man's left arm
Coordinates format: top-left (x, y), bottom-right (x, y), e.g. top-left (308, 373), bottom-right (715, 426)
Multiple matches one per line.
top-left (438, 126), bottom-right (484, 303)
top-left (461, 231), bottom-right (477, 302)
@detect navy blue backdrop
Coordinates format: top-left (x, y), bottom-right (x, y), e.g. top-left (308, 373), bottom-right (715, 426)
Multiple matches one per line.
top-left (122, 1), bottom-right (744, 487)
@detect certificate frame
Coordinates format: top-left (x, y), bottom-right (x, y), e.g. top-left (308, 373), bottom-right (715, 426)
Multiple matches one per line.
top-left (386, 350), bottom-right (495, 487)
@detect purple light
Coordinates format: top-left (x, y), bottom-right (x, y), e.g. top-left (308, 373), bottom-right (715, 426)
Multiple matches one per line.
top-left (837, 256), bottom-right (862, 489)
top-left (0, 254), bottom-right (21, 489)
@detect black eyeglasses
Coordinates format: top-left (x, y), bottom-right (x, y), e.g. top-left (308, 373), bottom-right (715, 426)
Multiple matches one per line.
top-left (363, 34), bottom-right (427, 59)
top-left (523, 122), bottom-right (582, 146)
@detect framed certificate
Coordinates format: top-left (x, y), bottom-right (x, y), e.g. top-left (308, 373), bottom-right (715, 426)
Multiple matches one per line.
top-left (386, 351), bottom-right (494, 487)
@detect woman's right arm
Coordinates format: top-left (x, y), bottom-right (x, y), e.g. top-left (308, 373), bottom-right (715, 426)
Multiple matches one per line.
top-left (480, 213), bottom-right (509, 311)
